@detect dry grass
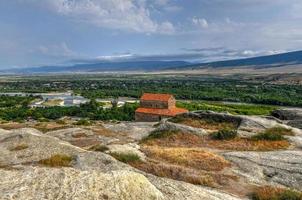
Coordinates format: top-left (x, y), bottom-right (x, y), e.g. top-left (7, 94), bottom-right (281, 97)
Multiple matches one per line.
top-left (9, 143), bottom-right (29, 151)
top-left (38, 154), bottom-right (74, 167)
top-left (142, 146), bottom-right (230, 171)
top-left (251, 186), bottom-right (302, 200)
top-left (143, 132), bottom-right (290, 151)
top-left (132, 161), bottom-right (216, 187)
top-left (170, 117), bottom-right (237, 131)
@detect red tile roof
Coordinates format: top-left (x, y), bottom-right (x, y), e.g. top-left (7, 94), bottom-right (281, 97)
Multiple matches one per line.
top-left (135, 107), bottom-right (188, 117)
top-left (140, 93), bottom-right (173, 102)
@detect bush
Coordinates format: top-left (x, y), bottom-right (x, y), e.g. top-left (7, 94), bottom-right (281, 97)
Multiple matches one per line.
top-left (251, 186), bottom-right (302, 200)
top-left (211, 129), bottom-right (237, 140)
top-left (252, 131), bottom-right (285, 141)
top-left (89, 144), bottom-right (109, 152)
top-left (110, 153), bottom-right (141, 164)
top-left (38, 154), bottom-right (74, 167)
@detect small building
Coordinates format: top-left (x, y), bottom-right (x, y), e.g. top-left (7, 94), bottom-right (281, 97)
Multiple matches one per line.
top-left (135, 93), bottom-right (188, 122)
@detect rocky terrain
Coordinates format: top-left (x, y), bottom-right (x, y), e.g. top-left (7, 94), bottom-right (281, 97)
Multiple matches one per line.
top-left (0, 110), bottom-right (302, 200)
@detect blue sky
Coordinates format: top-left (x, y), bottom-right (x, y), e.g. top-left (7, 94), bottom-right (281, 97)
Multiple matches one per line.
top-left (0, 0), bottom-right (302, 68)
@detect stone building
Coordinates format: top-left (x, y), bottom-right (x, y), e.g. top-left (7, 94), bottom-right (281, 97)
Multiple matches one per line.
top-left (135, 93), bottom-right (188, 122)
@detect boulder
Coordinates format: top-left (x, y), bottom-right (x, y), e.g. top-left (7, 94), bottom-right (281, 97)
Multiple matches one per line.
top-left (157, 119), bottom-right (208, 136)
top-left (271, 108), bottom-right (302, 120)
top-left (107, 143), bottom-right (146, 161)
top-left (223, 151), bottom-right (302, 190)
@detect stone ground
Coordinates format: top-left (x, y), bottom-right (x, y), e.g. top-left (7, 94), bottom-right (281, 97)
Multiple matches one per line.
top-left (0, 111), bottom-right (301, 199)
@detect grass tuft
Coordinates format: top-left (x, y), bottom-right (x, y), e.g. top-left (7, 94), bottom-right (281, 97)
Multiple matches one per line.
top-left (110, 152), bottom-right (141, 164)
top-left (89, 144), bottom-right (109, 152)
top-left (38, 154), bottom-right (74, 167)
top-left (141, 130), bottom-right (178, 143)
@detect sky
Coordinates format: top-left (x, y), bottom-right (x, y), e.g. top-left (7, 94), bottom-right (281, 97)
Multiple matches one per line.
top-left (0, 0), bottom-right (302, 68)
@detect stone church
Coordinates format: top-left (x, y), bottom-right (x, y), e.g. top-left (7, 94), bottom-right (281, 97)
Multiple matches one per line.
top-left (135, 93), bottom-right (188, 122)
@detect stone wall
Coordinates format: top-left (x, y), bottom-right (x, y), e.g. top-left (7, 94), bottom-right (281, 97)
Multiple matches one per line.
top-left (135, 112), bottom-right (162, 122)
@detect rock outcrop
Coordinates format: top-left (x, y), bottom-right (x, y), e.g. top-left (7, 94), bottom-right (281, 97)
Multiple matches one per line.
top-left (46, 128), bottom-right (119, 148)
top-left (223, 150), bottom-right (302, 190)
top-left (0, 128), bottom-right (244, 200)
top-left (272, 108), bottom-right (302, 129)
top-left (178, 111), bottom-right (302, 138)
top-left (0, 167), bottom-right (164, 200)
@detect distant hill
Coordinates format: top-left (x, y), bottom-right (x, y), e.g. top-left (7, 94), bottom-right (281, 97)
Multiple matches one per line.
top-left (183, 50), bottom-right (302, 69)
top-left (4, 61), bottom-right (190, 74)
top-left (2, 50), bottom-right (302, 74)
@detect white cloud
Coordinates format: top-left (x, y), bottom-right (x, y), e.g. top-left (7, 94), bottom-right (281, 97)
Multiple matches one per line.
top-left (39, 0), bottom-right (175, 34)
top-left (192, 17), bottom-right (208, 29)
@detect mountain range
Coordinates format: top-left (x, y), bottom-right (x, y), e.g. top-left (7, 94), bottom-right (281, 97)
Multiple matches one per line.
top-left (2, 50), bottom-right (302, 74)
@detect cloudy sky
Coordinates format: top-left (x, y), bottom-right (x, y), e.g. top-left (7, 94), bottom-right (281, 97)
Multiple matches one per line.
top-left (0, 0), bottom-right (302, 68)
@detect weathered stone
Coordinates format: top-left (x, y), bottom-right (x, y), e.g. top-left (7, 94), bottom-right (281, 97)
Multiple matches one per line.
top-left (223, 151), bottom-right (302, 190)
top-left (0, 167), bottom-right (164, 200)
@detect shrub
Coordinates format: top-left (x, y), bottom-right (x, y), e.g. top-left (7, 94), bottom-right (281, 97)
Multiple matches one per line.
top-left (74, 119), bottom-right (92, 126)
top-left (211, 129), bottom-right (238, 140)
top-left (251, 186), bottom-right (302, 200)
top-left (38, 154), bottom-right (74, 167)
top-left (9, 143), bottom-right (29, 151)
top-left (110, 152), bottom-right (141, 164)
top-left (265, 126), bottom-right (294, 136)
top-left (89, 144), bottom-right (109, 152)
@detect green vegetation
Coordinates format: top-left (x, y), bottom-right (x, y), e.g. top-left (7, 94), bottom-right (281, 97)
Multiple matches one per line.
top-left (251, 126), bottom-right (293, 141)
top-left (1, 75), bottom-right (302, 107)
top-left (0, 99), bottom-right (138, 121)
top-left (211, 129), bottom-right (238, 140)
top-left (89, 144), bottom-right (109, 152)
top-left (177, 101), bottom-right (277, 115)
top-left (0, 95), bottom-right (36, 108)
top-left (252, 130), bottom-right (285, 141)
top-left (38, 154), bottom-right (74, 167)
top-left (110, 152), bottom-right (141, 163)
top-left (263, 126), bottom-right (294, 136)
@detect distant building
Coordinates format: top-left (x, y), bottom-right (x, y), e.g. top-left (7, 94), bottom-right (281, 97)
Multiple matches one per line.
top-left (135, 93), bottom-right (188, 122)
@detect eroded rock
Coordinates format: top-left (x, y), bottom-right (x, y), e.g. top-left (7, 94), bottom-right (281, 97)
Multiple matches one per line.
top-left (223, 150), bottom-right (302, 190)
